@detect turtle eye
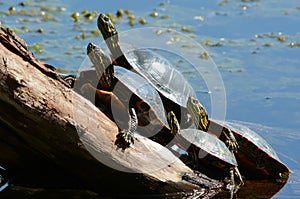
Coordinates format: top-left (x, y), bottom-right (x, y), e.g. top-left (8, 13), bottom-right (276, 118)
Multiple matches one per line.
top-left (103, 15), bottom-right (109, 22)
top-left (192, 98), bottom-right (198, 104)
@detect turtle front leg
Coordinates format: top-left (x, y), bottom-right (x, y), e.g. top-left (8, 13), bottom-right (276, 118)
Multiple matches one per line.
top-left (226, 166), bottom-right (243, 198)
top-left (115, 108), bottom-right (137, 150)
top-left (222, 128), bottom-right (239, 152)
top-left (115, 129), bottom-right (134, 150)
top-left (226, 167), bottom-right (242, 199)
top-left (234, 166), bottom-right (244, 186)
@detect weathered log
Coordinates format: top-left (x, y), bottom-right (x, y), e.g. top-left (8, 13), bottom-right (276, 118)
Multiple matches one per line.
top-left (0, 25), bottom-right (223, 197)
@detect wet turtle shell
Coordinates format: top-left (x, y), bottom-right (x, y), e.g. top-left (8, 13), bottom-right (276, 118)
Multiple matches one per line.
top-left (167, 111), bottom-right (242, 185)
top-left (209, 120), bottom-right (290, 183)
top-left (114, 66), bottom-right (169, 134)
top-left (177, 128), bottom-right (243, 185)
top-left (119, 48), bottom-right (197, 128)
top-left (125, 48), bottom-right (196, 108)
top-left (180, 128), bottom-right (238, 167)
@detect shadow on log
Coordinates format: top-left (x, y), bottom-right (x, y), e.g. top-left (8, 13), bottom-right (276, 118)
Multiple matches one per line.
top-left (0, 25), bottom-right (223, 198)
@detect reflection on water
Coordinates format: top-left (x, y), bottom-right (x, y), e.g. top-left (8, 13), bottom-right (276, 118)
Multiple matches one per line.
top-left (1, 0), bottom-right (299, 198)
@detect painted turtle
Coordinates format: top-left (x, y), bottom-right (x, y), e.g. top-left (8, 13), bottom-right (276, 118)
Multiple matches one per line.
top-left (167, 112), bottom-right (243, 196)
top-left (97, 13), bottom-right (205, 129)
top-left (186, 99), bottom-right (289, 183)
top-left (80, 42), bottom-right (175, 149)
top-left (210, 120), bottom-right (290, 183)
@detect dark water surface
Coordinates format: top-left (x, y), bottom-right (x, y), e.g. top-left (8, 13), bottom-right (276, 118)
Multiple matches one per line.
top-left (1, 0), bottom-right (299, 198)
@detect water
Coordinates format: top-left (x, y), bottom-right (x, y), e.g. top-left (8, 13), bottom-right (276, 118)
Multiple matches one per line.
top-left (1, 0), bottom-right (299, 198)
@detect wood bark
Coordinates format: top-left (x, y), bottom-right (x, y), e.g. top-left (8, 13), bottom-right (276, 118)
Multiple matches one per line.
top-left (0, 25), bottom-right (223, 197)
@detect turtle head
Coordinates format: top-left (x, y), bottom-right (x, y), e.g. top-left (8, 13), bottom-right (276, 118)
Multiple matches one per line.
top-left (86, 42), bottom-right (108, 64)
top-left (167, 111), bottom-right (180, 136)
top-left (97, 13), bottom-right (118, 41)
top-left (62, 75), bottom-right (76, 88)
top-left (87, 43), bottom-right (113, 80)
top-left (87, 42), bottom-right (100, 56)
top-left (187, 96), bottom-right (209, 131)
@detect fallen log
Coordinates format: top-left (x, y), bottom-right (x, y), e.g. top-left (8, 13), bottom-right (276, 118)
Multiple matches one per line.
top-left (0, 24), bottom-right (223, 197)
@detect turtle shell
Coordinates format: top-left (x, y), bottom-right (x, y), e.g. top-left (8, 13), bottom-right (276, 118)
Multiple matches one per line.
top-left (176, 128), bottom-right (239, 181)
top-left (210, 120), bottom-right (290, 183)
top-left (114, 67), bottom-right (168, 124)
top-left (114, 67), bottom-right (170, 137)
top-left (180, 128), bottom-right (237, 167)
top-left (224, 121), bottom-right (279, 160)
top-left (126, 48), bottom-right (196, 108)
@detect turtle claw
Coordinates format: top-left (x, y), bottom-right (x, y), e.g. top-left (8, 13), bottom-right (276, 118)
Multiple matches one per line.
top-left (115, 130), bottom-right (134, 150)
top-left (115, 108), bottom-right (137, 150)
top-left (226, 139), bottom-right (239, 152)
top-left (223, 128), bottom-right (239, 152)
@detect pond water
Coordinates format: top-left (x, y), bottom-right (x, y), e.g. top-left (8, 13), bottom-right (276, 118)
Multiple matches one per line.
top-left (1, 0), bottom-right (300, 198)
